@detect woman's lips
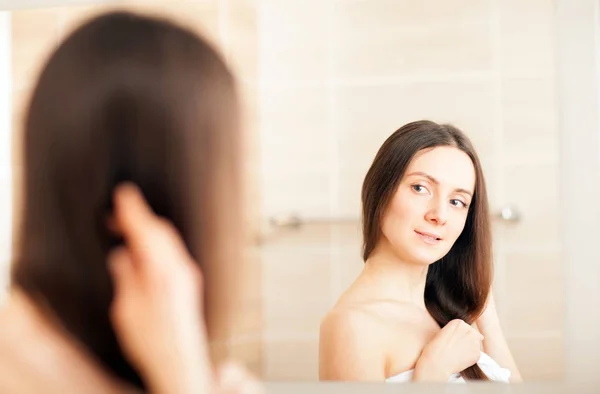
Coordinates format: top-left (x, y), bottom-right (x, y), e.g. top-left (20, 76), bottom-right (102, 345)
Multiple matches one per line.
top-left (415, 230), bottom-right (442, 245)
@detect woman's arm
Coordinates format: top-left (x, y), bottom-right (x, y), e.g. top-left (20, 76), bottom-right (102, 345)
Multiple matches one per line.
top-left (476, 293), bottom-right (523, 382)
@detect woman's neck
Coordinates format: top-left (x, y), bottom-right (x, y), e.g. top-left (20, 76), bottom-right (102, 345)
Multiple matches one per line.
top-left (361, 239), bottom-right (429, 309)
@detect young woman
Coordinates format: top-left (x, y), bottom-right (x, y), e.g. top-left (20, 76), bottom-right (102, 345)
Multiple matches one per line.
top-left (319, 120), bottom-right (522, 383)
top-left (0, 10), bottom-right (260, 394)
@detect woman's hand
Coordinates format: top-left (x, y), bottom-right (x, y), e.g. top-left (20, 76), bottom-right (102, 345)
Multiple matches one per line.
top-left (107, 182), bottom-right (210, 394)
top-left (107, 182), bottom-right (264, 393)
top-left (413, 319), bottom-right (483, 382)
top-left (215, 362), bottom-right (264, 394)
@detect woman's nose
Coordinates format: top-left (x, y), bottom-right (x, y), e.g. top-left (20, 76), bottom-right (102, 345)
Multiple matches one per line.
top-left (424, 200), bottom-right (448, 226)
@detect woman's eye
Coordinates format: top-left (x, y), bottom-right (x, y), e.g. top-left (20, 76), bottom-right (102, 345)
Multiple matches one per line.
top-left (412, 184), bottom-right (427, 194)
top-left (450, 199), bottom-right (467, 208)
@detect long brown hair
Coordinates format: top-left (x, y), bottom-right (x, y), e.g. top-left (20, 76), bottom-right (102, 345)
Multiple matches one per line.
top-left (11, 11), bottom-right (241, 389)
top-left (361, 120), bottom-right (493, 380)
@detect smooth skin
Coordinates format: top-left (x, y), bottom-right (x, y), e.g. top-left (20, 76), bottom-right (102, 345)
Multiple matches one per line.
top-left (319, 146), bottom-right (522, 383)
top-left (108, 183), bottom-right (265, 394)
top-left (0, 183), bottom-right (263, 394)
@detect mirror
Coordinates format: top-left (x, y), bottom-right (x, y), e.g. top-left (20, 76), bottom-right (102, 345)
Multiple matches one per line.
top-left (254, 0), bottom-right (562, 382)
top-left (1, 0), bottom-right (598, 386)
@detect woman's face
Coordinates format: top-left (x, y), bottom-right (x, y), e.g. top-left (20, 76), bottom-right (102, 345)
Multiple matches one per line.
top-left (380, 146), bottom-right (476, 266)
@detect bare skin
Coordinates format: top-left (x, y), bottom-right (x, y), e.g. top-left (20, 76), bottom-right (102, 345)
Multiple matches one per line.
top-left (319, 147), bottom-right (522, 383)
top-left (0, 290), bottom-right (136, 394)
top-left (319, 258), bottom-right (484, 382)
top-left (0, 184), bottom-right (263, 394)
top-left (320, 275), bottom-right (520, 382)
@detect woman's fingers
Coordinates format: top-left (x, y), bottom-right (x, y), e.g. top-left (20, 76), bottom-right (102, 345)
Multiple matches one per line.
top-left (112, 183), bottom-right (156, 240)
top-left (217, 362), bottom-right (264, 394)
top-left (110, 183), bottom-right (192, 271)
top-left (107, 247), bottom-right (136, 294)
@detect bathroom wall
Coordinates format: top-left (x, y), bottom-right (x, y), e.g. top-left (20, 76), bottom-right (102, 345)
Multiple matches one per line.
top-left (257, 0), bottom-right (563, 381)
top-left (2, 0), bottom-right (571, 383)
top-left (555, 0), bottom-right (600, 384)
top-left (5, 0), bottom-right (263, 376)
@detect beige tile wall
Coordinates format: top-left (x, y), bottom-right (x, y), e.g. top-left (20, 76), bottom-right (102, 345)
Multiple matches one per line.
top-left (7, 0), bottom-right (565, 382)
top-left (258, 0), bottom-right (563, 381)
top-left (8, 0), bottom-right (263, 377)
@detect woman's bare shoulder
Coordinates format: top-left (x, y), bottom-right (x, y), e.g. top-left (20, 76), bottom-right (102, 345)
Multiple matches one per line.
top-left (319, 300), bottom-right (438, 380)
top-left (320, 302), bottom-right (382, 345)
top-left (318, 302), bottom-right (387, 381)
top-left (322, 298), bottom-right (434, 336)
top-left (319, 300), bottom-right (428, 381)
top-left (0, 301), bottom-right (134, 394)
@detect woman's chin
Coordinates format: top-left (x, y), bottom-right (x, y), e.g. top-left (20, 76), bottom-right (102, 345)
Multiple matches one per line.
top-left (408, 249), bottom-right (448, 267)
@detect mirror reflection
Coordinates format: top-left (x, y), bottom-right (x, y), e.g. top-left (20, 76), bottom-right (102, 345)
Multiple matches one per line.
top-left (0, 0), bottom-right (575, 387)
